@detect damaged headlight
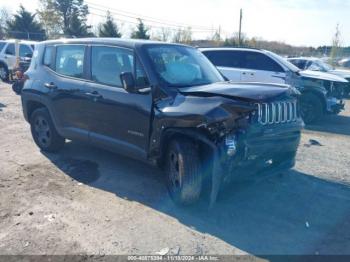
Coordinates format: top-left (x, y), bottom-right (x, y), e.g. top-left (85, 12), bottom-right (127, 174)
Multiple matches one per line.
top-left (225, 134), bottom-right (237, 157)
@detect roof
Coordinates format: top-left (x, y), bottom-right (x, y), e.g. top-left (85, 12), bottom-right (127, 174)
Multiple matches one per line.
top-left (199, 47), bottom-right (265, 53)
top-left (287, 57), bottom-right (320, 61)
top-left (0, 39), bottom-right (38, 44)
top-left (39, 38), bottom-right (187, 49)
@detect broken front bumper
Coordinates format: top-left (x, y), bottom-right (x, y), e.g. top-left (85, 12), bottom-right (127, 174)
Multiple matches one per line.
top-left (221, 122), bottom-right (302, 184)
top-left (208, 121), bottom-right (303, 207)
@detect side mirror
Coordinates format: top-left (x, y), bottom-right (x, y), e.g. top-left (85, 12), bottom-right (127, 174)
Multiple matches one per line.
top-left (120, 72), bottom-right (136, 93)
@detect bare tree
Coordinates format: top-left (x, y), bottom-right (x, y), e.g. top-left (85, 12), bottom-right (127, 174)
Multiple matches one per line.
top-left (173, 27), bottom-right (192, 44)
top-left (151, 27), bottom-right (172, 42)
top-left (0, 7), bottom-right (11, 39)
top-left (330, 23), bottom-right (341, 65)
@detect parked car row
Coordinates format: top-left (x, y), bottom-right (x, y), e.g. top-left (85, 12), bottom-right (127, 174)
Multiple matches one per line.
top-left (287, 57), bottom-right (350, 96)
top-left (2, 37), bottom-right (348, 205)
top-left (201, 48), bottom-right (348, 123)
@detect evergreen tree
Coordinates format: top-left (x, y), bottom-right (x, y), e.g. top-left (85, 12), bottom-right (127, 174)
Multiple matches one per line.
top-left (65, 7), bottom-right (93, 37)
top-left (131, 19), bottom-right (150, 40)
top-left (6, 5), bottom-right (46, 41)
top-left (98, 11), bottom-right (121, 38)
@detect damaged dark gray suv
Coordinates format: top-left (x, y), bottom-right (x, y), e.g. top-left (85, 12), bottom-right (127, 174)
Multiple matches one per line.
top-left (21, 39), bottom-right (304, 205)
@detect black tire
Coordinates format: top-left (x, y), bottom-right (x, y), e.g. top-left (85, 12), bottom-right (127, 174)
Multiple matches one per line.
top-left (300, 93), bottom-right (323, 124)
top-left (0, 63), bottom-right (9, 82)
top-left (165, 138), bottom-right (202, 205)
top-left (30, 108), bottom-right (65, 152)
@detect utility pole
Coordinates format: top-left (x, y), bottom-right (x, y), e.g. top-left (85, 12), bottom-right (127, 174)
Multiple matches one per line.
top-left (238, 8), bottom-right (242, 46)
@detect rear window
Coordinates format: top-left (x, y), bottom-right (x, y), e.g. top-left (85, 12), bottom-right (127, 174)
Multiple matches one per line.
top-left (55, 45), bottom-right (85, 78)
top-left (43, 46), bottom-right (54, 68)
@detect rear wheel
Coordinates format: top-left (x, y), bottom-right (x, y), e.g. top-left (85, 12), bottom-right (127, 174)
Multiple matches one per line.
top-left (165, 138), bottom-right (202, 205)
top-left (30, 108), bottom-right (65, 152)
top-left (300, 93), bottom-right (323, 124)
top-left (0, 64), bottom-right (9, 82)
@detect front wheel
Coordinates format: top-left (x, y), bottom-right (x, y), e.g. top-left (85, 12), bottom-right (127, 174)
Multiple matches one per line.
top-left (30, 108), bottom-right (65, 152)
top-left (300, 93), bottom-right (323, 124)
top-left (165, 138), bottom-right (202, 205)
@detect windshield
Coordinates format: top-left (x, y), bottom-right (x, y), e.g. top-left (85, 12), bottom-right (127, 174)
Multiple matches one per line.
top-left (313, 59), bottom-right (334, 71)
top-left (266, 51), bottom-right (301, 73)
top-left (145, 45), bottom-right (224, 87)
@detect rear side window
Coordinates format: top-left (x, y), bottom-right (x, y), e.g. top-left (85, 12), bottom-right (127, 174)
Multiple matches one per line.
top-left (55, 45), bottom-right (85, 78)
top-left (242, 52), bottom-right (284, 72)
top-left (91, 46), bottom-right (134, 87)
top-left (43, 46), bottom-right (54, 68)
top-left (19, 44), bottom-right (33, 57)
top-left (203, 50), bottom-right (243, 68)
top-left (0, 42), bottom-right (6, 52)
top-left (5, 44), bottom-right (15, 55)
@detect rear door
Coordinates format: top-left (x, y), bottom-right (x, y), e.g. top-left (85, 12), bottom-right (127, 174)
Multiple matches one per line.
top-left (84, 45), bottom-right (153, 159)
top-left (42, 44), bottom-right (93, 141)
top-left (240, 51), bottom-right (286, 84)
top-left (203, 50), bottom-right (244, 81)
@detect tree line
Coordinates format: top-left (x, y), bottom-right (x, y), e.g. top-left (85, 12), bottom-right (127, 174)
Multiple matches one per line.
top-left (0, 0), bottom-right (348, 58)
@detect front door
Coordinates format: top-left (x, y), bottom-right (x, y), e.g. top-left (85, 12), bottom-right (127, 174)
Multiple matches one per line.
top-left (85, 45), bottom-right (153, 159)
top-left (241, 51), bottom-right (286, 84)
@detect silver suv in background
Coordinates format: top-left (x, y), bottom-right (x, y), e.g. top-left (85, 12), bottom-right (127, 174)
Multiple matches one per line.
top-left (201, 48), bottom-right (348, 123)
top-left (288, 57), bottom-right (350, 95)
top-left (0, 39), bottom-right (36, 81)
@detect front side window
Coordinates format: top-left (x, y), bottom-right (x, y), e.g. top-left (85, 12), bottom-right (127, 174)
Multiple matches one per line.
top-left (145, 45), bottom-right (224, 87)
top-left (290, 59), bottom-right (307, 70)
top-left (91, 46), bottom-right (134, 87)
top-left (314, 60), bottom-right (333, 71)
top-left (55, 45), bottom-right (85, 78)
top-left (19, 44), bottom-right (33, 57)
top-left (308, 61), bottom-right (323, 71)
top-left (5, 44), bottom-right (15, 55)
top-left (242, 52), bottom-right (284, 72)
top-left (203, 50), bottom-right (243, 68)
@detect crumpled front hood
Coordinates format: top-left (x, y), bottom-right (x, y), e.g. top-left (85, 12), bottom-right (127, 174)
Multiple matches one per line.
top-left (328, 69), bottom-right (350, 79)
top-left (300, 70), bottom-right (348, 83)
top-left (179, 82), bottom-right (297, 102)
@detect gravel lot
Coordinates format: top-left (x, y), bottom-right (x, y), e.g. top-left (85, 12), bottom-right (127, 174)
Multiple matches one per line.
top-left (0, 81), bottom-right (349, 256)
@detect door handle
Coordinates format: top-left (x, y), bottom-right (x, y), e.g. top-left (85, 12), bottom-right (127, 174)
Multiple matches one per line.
top-left (85, 91), bottom-right (102, 99)
top-left (44, 82), bottom-right (57, 89)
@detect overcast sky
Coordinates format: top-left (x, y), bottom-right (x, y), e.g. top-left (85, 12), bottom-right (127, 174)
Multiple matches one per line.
top-left (2, 0), bottom-right (350, 47)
